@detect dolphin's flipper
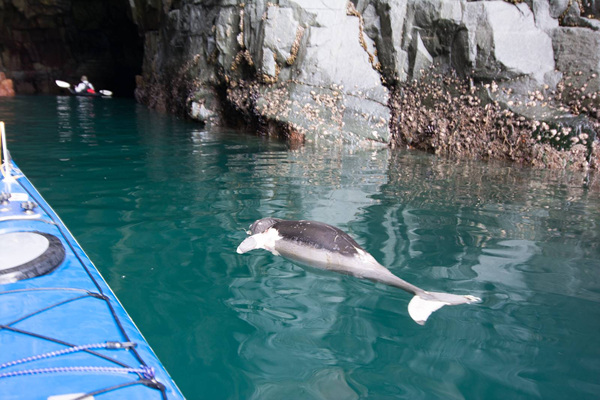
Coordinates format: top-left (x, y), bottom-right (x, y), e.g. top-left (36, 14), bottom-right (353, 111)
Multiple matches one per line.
top-left (408, 292), bottom-right (481, 325)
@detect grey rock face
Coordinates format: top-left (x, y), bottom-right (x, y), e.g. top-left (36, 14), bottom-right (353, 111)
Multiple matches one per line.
top-left (357, 0), bottom-right (558, 86)
top-left (531, 0), bottom-right (559, 33)
top-left (553, 27), bottom-right (600, 92)
top-left (463, 2), bottom-right (555, 84)
top-left (219, 0), bottom-right (391, 143)
top-left (130, 0), bottom-right (599, 157)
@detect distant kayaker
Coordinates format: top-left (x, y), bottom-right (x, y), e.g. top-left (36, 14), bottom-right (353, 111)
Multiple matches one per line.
top-left (75, 75), bottom-right (95, 94)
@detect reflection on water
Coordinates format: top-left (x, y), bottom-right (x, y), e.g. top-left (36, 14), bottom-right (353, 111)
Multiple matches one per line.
top-left (56, 96), bottom-right (94, 141)
top-left (1, 96), bottom-right (599, 400)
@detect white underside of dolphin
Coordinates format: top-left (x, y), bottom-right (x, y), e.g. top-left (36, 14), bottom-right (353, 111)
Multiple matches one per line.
top-left (237, 218), bottom-right (481, 325)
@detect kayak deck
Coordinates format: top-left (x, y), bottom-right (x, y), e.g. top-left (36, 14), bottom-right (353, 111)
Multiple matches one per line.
top-left (1, 125), bottom-right (184, 399)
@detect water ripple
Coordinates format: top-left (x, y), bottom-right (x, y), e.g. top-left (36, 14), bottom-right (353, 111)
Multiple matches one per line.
top-left (3, 96), bottom-right (599, 400)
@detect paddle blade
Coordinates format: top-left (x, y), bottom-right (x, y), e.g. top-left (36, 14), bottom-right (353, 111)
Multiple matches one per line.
top-left (55, 80), bottom-right (71, 88)
top-left (99, 90), bottom-right (113, 97)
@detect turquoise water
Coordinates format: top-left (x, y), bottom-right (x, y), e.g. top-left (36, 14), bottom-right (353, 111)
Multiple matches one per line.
top-left (1, 96), bottom-right (599, 399)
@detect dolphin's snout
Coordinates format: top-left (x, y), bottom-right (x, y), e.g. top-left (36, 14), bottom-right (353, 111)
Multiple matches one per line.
top-left (237, 236), bottom-right (258, 254)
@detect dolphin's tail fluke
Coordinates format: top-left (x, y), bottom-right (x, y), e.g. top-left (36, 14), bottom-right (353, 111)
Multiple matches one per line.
top-left (408, 291), bottom-right (481, 325)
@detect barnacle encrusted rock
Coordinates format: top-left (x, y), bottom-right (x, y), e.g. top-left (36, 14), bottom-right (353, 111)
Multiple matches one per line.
top-left (125, 0), bottom-right (600, 168)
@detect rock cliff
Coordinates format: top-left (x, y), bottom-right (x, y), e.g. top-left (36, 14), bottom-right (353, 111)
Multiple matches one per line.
top-left (131, 0), bottom-right (599, 169)
top-left (1, 0), bottom-right (599, 169)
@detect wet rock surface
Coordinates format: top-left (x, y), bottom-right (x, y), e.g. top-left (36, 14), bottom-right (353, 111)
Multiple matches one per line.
top-left (224, 1), bottom-right (391, 144)
top-left (0, 72), bottom-right (15, 97)
top-left (390, 68), bottom-right (599, 171)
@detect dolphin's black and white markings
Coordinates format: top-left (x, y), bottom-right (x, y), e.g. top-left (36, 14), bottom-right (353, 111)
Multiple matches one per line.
top-left (237, 218), bottom-right (480, 325)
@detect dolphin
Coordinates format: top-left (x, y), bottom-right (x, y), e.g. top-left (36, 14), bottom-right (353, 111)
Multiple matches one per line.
top-left (236, 218), bottom-right (480, 325)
